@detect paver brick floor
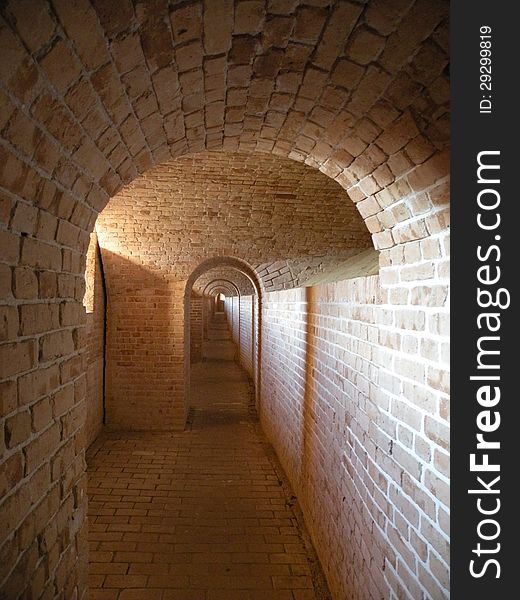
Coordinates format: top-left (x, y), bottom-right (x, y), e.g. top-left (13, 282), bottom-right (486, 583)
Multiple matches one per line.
top-left (87, 346), bottom-right (329, 599)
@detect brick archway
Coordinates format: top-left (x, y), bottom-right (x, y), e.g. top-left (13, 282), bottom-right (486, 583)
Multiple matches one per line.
top-left (185, 256), bottom-right (263, 415)
top-left (202, 279), bottom-right (243, 357)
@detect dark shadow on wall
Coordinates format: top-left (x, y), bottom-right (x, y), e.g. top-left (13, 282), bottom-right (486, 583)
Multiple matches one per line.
top-left (302, 285), bottom-right (317, 488)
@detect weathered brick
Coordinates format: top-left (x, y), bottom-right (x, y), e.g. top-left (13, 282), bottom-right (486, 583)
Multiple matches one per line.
top-left (331, 59), bottom-right (365, 90)
top-left (52, 384), bottom-right (75, 418)
top-left (11, 202), bottom-right (38, 235)
top-left (23, 421), bottom-right (61, 475)
top-left (175, 42), bottom-right (203, 72)
top-left (235, 1), bottom-right (265, 34)
top-left (39, 329), bottom-right (75, 362)
top-left (18, 364), bottom-right (61, 406)
top-left (0, 229), bottom-right (21, 264)
top-left (407, 150), bottom-right (450, 192)
top-left (376, 112), bottom-right (419, 155)
top-left (347, 27), bottom-right (385, 66)
top-left (5, 410), bottom-right (32, 448)
top-left (39, 39), bottom-right (82, 94)
top-left (0, 305), bottom-right (19, 342)
top-left (293, 5), bottom-right (327, 43)
top-left (203, 0), bottom-right (232, 54)
top-left (379, 0), bottom-right (446, 72)
top-left (0, 379), bottom-right (18, 417)
top-left (0, 340), bottom-right (36, 379)
top-left (410, 285), bottom-right (448, 307)
top-left (31, 397), bottom-right (53, 432)
top-left (0, 450), bottom-right (23, 496)
top-left (365, 0), bottom-right (414, 36)
top-left (19, 303), bottom-right (60, 336)
top-left (312, 2), bottom-right (362, 70)
top-left (21, 238), bottom-right (61, 271)
top-left (5, 0), bottom-right (55, 52)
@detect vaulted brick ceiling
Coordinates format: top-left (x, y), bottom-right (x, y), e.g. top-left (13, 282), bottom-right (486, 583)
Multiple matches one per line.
top-left (0, 0), bottom-right (449, 247)
top-left (97, 151), bottom-right (374, 291)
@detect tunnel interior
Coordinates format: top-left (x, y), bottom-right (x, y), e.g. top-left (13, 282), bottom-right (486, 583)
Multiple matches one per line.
top-left (0, 2), bottom-right (450, 600)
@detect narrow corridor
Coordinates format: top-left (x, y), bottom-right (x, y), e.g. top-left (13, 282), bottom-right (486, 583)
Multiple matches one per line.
top-left (0, 3), bottom-right (451, 598)
top-left (86, 314), bottom-right (330, 600)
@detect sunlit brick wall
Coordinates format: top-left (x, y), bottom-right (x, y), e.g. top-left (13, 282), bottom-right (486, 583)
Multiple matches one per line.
top-left (238, 295), bottom-right (254, 378)
top-left (261, 269), bottom-right (449, 600)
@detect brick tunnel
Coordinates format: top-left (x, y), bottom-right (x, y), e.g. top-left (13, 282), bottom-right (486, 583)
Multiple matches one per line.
top-left (0, 1), bottom-right (450, 599)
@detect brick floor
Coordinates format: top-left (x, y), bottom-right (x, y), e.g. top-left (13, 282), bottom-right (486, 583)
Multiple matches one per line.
top-left (87, 351), bottom-right (329, 599)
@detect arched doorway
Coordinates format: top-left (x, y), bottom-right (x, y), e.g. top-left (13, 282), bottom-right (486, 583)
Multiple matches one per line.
top-left (184, 257), bottom-right (263, 416)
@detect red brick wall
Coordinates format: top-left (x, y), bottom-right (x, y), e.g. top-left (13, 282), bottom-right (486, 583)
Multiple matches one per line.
top-left (202, 296), bottom-right (213, 341)
top-left (223, 297), bottom-right (230, 320)
top-left (260, 274), bottom-right (449, 600)
top-left (231, 296), bottom-right (240, 344)
top-left (225, 296), bottom-right (239, 346)
top-left (226, 294), bottom-right (255, 378)
top-left (190, 294), bottom-right (203, 363)
top-left (103, 278), bottom-right (186, 431)
top-left (239, 295), bottom-right (255, 378)
top-left (83, 232), bottom-right (104, 447)
top-left (0, 228), bottom-right (90, 599)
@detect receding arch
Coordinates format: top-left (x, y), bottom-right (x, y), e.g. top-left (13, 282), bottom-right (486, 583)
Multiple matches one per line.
top-left (202, 278), bottom-right (243, 350)
top-left (94, 148), bottom-right (378, 433)
top-left (202, 279), bottom-right (241, 297)
top-left (185, 256), bottom-right (263, 296)
top-left (184, 256), bottom-right (262, 418)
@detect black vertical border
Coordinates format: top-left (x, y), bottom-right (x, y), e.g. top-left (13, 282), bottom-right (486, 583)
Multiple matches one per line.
top-left (452, 1), bottom-right (516, 596)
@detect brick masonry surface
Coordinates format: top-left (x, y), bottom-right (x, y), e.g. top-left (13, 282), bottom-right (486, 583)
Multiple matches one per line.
top-left (259, 277), bottom-right (449, 599)
top-left (0, 1), bottom-right (449, 599)
top-left (222, 273), bottom-right (449, 598)
top-left (87, 358), bottom-right (329, 600)
top-left (96, 151), bottom-right (372, 432)
top-left (96, 151), bottom-right (373, 290)
top-left (239, 295), bottom-right (255, 378)
top-left (189, 294), bottom-right (203, 364)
